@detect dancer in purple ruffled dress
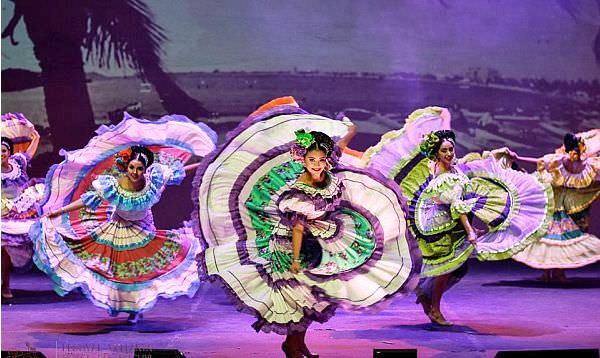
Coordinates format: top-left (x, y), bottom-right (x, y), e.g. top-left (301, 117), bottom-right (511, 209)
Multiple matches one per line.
top-left (2, 116), bottom-right (44, 299)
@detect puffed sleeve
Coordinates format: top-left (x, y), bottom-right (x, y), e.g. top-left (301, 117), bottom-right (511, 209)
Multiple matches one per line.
top-left (80, 191), bottom-right (103, 210)
top-left (79, 176), bottom-right (116, 210)
top-left (148, 161), bottom-right (185, 187)
top-left (278, 191), bottom-right (317, 226)
top-left (433, 176), bottom-right (476, 220)
top-left (11, 153), bottom-right (29, 169)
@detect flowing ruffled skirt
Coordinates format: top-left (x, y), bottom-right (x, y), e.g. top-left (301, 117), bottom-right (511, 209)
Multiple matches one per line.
top-left (513, 210), bottom-right (600, 268)
top-left (32, 211), bottom-right (200, 314)
top-left (193, 104), bottom-right (420, 334)
top-left (2, 179), bottom-right (45, 269)
top-left (363, 109), bottom-right (552, 277)
top-left (30, 114), bottom-right (216, 314)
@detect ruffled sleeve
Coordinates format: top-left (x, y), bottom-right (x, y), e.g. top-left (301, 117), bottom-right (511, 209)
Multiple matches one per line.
top-left (429, 174), bottom-right (475, 220)
top-left (458, 148), bottom-right (514, 170)
top-left (278, 191), bottom-right (317, 226)
top-left (167, 160), bottom-right (185, 186)
top-left (11, 153), bottom-right (29, 169)
top-left (542, 154), bottom-right (599, 188)
top-left (442, 184), bottom-right (476, 219)
top-left (484, 147), bottom-right (515, 170)
top-left (81, 175), bottom-right (116, 210)
top-left (148, 162), bottom-right (185, 187)
top-left (80, 191), bottom-right (103, 210)
top-left (590, 157), bottom-right (600, 182)
top-left (450, 198), bottom-right (476, 220)
top-left (540, 153), bottom-right (562, 174)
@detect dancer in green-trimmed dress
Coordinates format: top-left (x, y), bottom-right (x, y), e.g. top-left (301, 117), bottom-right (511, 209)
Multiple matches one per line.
top-left (193, 98), bottom-right (420, 357)
top-left (362, 107), bottom-right (553, 326)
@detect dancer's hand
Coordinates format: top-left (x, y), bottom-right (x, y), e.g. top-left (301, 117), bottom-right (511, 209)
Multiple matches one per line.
top-left (506, 149), bottom-right (518, 162)
top-left (467, 230), bottom-right (477, 246)
top-left (25, 128), bottom-right (41, 158)
top-left (183, 162), bottom-right (201, 173)
top-left (46, 210), bottom-right (62, 218)
top-left (290, 260), bottom-right (301, 274)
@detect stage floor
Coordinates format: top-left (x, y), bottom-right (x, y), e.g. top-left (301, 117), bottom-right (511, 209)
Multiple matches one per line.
top-left (2, 260), bottom-right (599, 358)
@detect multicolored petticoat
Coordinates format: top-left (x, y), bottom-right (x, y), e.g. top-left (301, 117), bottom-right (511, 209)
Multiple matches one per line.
top-left (514, 153), bottom-right (600, 268)
top-left (31, 113), bottom-right (217, 315)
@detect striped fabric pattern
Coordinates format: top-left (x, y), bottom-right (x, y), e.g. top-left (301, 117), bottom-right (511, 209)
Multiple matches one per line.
top-left (193, 108), bottom-right (420, 335)
top-left (30, 114), bottom-right (216, 315)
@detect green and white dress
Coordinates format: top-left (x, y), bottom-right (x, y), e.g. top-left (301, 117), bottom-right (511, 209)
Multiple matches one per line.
top-left (193, 100), bottom-right (420, 334)
top-left (362, 107), bottom-right (553, 283)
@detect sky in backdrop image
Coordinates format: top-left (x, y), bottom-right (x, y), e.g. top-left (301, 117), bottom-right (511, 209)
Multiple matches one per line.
top-left (2, 0), bottom-right (600, 228)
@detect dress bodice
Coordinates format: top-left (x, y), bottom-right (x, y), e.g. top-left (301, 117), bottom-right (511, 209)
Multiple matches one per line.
top-left (1, 153), bottom-right (29, 199)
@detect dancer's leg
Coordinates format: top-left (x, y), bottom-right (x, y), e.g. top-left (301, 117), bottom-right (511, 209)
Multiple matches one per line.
top-left (1, 248), bottom-right (13, 298)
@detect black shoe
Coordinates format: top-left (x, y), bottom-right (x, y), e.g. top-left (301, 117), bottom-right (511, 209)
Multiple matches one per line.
top-left (300, 344), bottom-right (319, 358)
top-left (127, 312), bottom-right (143, 324)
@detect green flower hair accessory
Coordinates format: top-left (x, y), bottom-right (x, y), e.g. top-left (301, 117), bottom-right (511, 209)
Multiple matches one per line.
top-left (419, 131), bottom-right (440, 159)
top-left (295, 129), bottom-right (315, 149)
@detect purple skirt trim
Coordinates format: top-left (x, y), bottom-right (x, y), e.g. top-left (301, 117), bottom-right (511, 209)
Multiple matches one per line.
top-left (192, 105), bottom-right (420, 335)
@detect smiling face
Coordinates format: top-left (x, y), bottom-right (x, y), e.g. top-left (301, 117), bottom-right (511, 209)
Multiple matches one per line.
top-left (1, 144), bottom-right (10, 165)
top-left (436, 139), bottom-right (455, 168)
top-left (126, 159), bottom-right (146, 184)
top-left (303, 149), bottom-right (328, 181)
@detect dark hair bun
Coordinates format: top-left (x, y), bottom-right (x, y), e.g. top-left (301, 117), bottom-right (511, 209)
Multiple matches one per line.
top-left (422, 129), bottom-right (456, 160)
top-left (435, 130), bottom-right (456, 142)
top-left (563, 133), bottom-right (580, 153)
top-left (308, 131), bottom-right (335, 156)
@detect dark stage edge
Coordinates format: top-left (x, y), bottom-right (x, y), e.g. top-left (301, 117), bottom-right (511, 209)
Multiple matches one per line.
top-left (2, 260), bottom-right (600, 358)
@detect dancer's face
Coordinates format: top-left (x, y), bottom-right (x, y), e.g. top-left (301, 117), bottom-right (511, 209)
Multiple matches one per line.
top-left (304, 149), bottom-right (328, 181)
top-left (126, 159), bottom-right (146, 184)
top-left (1, 145), bottom-right (10, 164)
top-left (436, 140), bottom-right (455, 168)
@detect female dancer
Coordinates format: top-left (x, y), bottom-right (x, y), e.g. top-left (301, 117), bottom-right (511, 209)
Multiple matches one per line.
top-left (1, 114), bottom-right (44, 299)
top-left (512, 132), bottom-right (600, 282)
top-left (362, 107), bottom-right (553, 326)
top-left (193, 98), bottom-right (420, 357)
top-left (31, 113), bottom-right (216, 323)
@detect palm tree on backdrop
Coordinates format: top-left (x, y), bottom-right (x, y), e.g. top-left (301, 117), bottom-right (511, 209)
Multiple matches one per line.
top-left (2, 0), bottom-right (210, 151)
